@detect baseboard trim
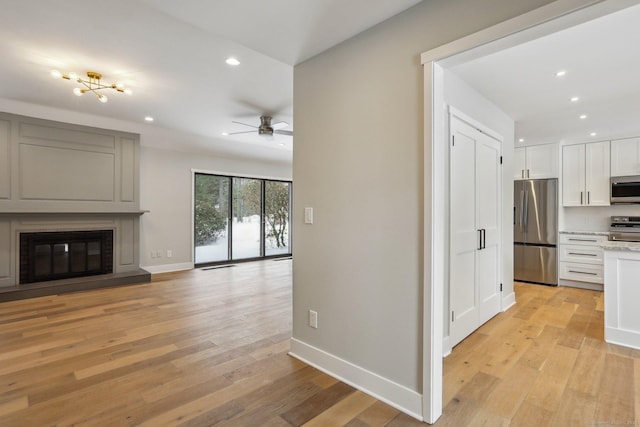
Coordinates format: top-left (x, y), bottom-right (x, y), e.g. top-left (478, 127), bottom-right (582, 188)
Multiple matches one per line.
top-left (143, 262), bottom-right (194, 274)
top-left (442, 336), bottom-right (452, 357)
top-left (559, 279), bottom-right (603, 291)
top-left (289, 338), bottom-right (423, 421)
top-left (502, 291), bottom-right (516, 311)
top-left (605, 327), bottom-right (640, 350)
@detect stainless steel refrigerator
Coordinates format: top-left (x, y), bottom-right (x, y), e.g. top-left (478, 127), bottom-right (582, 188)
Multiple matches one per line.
top-left (514, 179), bottom-right (558, 285)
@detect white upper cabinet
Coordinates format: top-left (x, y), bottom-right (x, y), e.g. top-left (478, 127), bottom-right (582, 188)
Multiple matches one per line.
top-left (562, 141), bottom-right (610, 207)
top-left (513, 143), bottom-right (558, 180)
top-left (611, 137), bottom-right (640, 177)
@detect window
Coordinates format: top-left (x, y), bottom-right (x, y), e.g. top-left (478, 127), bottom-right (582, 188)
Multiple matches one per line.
top-left (194, 173), bottom-right (291, 266)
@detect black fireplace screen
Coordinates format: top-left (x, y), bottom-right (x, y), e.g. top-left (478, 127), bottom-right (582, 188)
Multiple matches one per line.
top-left (20, 230), bottom-right (113, 284)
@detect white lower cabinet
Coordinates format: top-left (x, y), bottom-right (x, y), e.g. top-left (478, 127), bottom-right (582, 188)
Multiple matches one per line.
top-left (559, 233), bottom-right (607, 288)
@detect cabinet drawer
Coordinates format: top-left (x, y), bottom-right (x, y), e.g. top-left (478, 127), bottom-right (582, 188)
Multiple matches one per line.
top-left (559, 261), bottom-right (603, 284)
top-left (559, 244), bottom-right (603, 264)
top-left (559, 234), bottom-right (607, 246)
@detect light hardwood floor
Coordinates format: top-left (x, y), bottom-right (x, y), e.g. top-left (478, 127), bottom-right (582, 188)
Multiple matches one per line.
top-left (0, 262), bottom-right (637, 426)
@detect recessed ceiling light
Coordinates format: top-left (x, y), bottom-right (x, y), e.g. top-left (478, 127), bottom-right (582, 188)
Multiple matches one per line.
top-left (225, 57), bottom-right (240, 66)
top-left (144, 116), bottom-right (154, 122)
top-left (579, 114), bottom-right (587, 119)
top-left (556, 70), bottom-right (567, 77)
top-left (570, 96), bottom-right (580, 102)
top-left (518, 138), bottom-right (524, 143)
top-left (590, 132), bottom-right (597, 137)
top-left (221, 132), bottom-right (229, 136)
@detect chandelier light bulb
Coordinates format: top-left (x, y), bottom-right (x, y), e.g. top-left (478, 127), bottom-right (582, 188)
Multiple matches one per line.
top-left (98, 94), bottom-right (108, 103)
top-left (124, 88), bottom-right (133, 96)
top-left (68, 72), bottom-right (78, 80)
top-left (50, 70), bottom-right (62, 79)
top-left (73, 87), bottom-right (83, 96)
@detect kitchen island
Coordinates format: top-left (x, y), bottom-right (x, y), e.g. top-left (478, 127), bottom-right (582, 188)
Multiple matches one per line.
top-left (602, 241), bottom-right (640, 350)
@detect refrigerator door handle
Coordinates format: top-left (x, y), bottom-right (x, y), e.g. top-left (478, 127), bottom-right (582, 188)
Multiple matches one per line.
top-left (519, 190), bottom-right (525, 230)
top-left (523, 190), bottom-right (529, 230)
top-left (478, 229), bottom-right (482, 250)
top-left (482, 229), bottom-right (486, 249)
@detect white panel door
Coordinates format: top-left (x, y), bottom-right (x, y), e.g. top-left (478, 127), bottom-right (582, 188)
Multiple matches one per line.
top-left (449, 116), bottom-right (501, 347)
top-left (562, 144), bottom-right (586, 206)
top-left (449, 118), bottom-right (479, 346)
top-left (585, 140), bottom-right (610, 206)
top-left (476, 132), bottom-right (501, 325)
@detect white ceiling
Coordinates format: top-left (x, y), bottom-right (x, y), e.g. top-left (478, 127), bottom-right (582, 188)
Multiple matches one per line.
top-left (450, 2), bottom-right (640, 147)
top-left (0, 0), bottom-right (421, 162)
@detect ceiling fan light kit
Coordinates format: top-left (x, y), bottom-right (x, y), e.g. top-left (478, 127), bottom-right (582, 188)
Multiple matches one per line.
top-left (51, 70), bottom-right (132, 103)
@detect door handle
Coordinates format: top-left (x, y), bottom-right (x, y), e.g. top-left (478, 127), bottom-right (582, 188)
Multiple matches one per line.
top-left (478, 229), bottom-right (482, 250)
top-left (482, 229), bottom-right (486, 249)
top-left (580, 191), bottom-right (583, 205)
top-left (588, 191), bottom-right (590, 204)
top-left (568, 270), bottom-right (598, 276)
top-left (513, 207), bottom-right (516, 225)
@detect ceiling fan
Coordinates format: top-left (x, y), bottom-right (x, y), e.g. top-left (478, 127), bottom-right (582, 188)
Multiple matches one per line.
top-left (229, 115), bottom-right (293, 137)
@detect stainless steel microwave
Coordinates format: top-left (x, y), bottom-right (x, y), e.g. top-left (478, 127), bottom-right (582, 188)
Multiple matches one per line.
top-left (611, 176), bottom-right (640, 204)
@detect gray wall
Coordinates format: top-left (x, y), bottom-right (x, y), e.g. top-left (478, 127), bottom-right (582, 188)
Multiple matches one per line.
top-left (292, 0), bottom-right (557, 395)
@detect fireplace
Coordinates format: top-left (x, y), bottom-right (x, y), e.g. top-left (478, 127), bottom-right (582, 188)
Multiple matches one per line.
top-left (19, 230), bottom-right (113, 284)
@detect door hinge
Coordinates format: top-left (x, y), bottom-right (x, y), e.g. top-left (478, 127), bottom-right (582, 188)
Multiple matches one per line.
top-left (500, 156), bottom-right (503, 164)
top-left (500, 283), bottom-right (503, 292)
top-left (451, 311), bottom-right (455, 322)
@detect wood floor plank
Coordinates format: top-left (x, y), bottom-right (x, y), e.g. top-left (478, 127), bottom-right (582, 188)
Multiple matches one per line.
top-left (301, 391), bottom-right (377, 427)
top-left (1, 267), bottom-right (639, 426)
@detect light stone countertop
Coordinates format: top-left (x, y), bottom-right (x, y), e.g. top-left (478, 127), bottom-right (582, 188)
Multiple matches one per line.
top-left (559, 230), bottom-right (610, 236)
top-left (601, 241), bottom-right (640, 252)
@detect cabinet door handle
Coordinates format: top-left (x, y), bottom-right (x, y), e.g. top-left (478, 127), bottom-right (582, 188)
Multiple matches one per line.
top-left (478, 229), bottom-right (482, 250)
top-left (568, 270), bottom-right (598, 276)
top-left (482, 229), bottom-right (486, 249)
top-left (580, 192), bottom-right (583, 205)
top-left (588, 191), bottom-right (590, 204)
top-left (521, 169), bottom-right (524, 179)
top-left (568, 252), bottom-right (597, 256)
top-left (527, 169), bottom-right (530, 178)
top-left (568, 238), bottom-right (597, 242)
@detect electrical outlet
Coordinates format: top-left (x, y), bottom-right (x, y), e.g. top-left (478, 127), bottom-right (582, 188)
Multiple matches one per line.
top-left (150, 251), bottom-right (156, 258)
top-left (309, 310), bottom-right (318, 329)
top-left (156, 250), bottom-right (162, 258)
top-left (167, 250), bottom-right (172, 258)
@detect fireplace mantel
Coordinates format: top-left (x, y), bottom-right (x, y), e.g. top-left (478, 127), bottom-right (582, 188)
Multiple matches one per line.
top-left (0, 210), bottom-right (148, 216)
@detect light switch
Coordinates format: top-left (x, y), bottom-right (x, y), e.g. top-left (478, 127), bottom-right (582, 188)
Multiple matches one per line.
top-left (304, 207), bottom-right (314, 224)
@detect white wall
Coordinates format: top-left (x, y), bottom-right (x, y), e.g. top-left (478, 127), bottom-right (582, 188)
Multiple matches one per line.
top-left (441, 70), bottom-right (516, 340)
top-left (0, 98), bottom-right (292, 274)
top-left (140, 147), bottom-right (291, 272)
top-left (291, 0), bottom-right (557, 415)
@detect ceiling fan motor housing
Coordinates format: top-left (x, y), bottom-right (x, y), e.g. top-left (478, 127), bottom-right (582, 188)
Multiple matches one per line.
top-left (259, 116), bottom-right (274, 135)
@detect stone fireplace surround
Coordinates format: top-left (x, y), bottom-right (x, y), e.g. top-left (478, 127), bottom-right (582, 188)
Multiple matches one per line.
top-left (0, 113), bottom-right (150, 301)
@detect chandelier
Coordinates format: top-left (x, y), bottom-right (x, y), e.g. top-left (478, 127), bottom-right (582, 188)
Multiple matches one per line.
top-left (51, 70), bottom-right (132, 103)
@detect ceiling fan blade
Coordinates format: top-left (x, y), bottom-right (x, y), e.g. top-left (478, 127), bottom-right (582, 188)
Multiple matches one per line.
top-left (272, 121), bottom-right (289, 130)
top-left (232, 121), bottom-right (258, 129)
top-left (228, 130), bottom-right (257, 135)
top-left (274, 129), bottom-right (293, 136)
